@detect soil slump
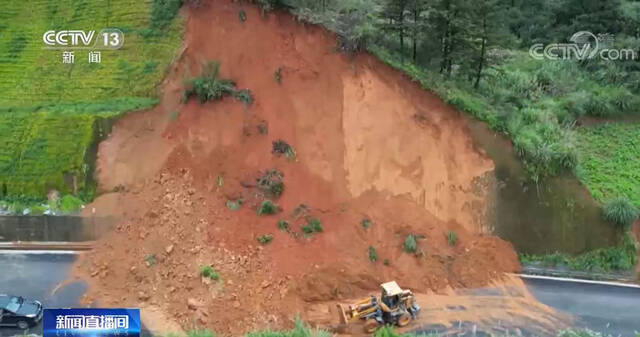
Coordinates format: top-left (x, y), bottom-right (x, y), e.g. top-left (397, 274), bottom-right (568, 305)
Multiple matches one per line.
top-left (75, 1), bottom-right (529, 335)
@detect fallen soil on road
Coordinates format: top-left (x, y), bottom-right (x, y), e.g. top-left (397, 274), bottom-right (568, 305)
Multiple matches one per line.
top-left (73, 1), bottom-right (524, 335)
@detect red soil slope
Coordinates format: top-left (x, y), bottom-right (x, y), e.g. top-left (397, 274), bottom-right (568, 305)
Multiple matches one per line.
top-left (75, 1), bottom-right (520, 335)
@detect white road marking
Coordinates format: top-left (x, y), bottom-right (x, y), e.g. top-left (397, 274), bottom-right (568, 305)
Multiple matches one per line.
top-left (0, 250), bottom-right (79, 255)
top-left (515, 273), bottom-right (640, 289)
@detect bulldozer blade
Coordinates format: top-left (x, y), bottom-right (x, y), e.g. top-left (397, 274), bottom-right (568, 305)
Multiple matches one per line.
top-left (336, 304), bottom-right (349, 324)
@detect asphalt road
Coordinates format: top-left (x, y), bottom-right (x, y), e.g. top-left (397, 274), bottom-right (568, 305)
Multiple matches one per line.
top-left (523, 277), bottom-right (640, 337)
top-left (0, 252), bottom-right (86, 336)
top-left (1, 252), bottom-right (639, 336)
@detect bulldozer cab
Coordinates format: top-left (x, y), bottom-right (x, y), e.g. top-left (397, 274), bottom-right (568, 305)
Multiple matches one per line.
top-left (380, 281), bottom-right (403, 309)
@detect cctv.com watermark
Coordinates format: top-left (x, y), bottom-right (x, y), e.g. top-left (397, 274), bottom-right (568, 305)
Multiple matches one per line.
top-left (529, 31), bottom-right (637, 61)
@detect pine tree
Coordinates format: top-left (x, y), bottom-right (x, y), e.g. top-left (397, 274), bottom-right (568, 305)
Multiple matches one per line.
top-left (468, 0), bottom-right (509, 88)
top-left (380, 0), bottom-right (410, 61)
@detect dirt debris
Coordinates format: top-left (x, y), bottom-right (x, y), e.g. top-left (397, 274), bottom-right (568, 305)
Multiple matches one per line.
top-left (73, 1), bottom-right (525, 336)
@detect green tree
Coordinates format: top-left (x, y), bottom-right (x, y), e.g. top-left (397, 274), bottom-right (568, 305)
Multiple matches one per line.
top-left (380, 0), bottom-right (410, 61)
top-left (468, 0), bottom-right (509, 88)
top-left (408, 0), bottom-right (427, 62)
top-left (430, 0), bottom-right (472, 75)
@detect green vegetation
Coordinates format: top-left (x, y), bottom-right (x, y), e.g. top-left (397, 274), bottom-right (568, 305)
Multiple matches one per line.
top-left (199, 265), bottom-right (220, 280)
top-left (557, 329), bottom-right (611, 337)
top-left (603, 197), bottom-right (639, 229)
top-left (0, 193), bottom-right (88, 215)
top-left (257, 200), bottom-right (278, 215)
top-left (0, 1), bottom-right (182, 106)
top-left (446, 231), bottom-right (457, 246)
top-left (245, 319), bottom-right (330, 337)
top-left (257, 234), bottom-right (274, 245)
top-left (361, 218), bottom-right (372, 229)
top-left (520, 233), bottom-right (638, 272)
top-left (307, 217), bottom-right (323, 232)
top-left (239, 9), bottom-right (247, 22)
top-left (368, 246), bottom-right (378, 262)
top-left (144, 254), bottom-right (156, 266)
top-left (226, 198), bottom-right (243, 211)
top-left (257, 169), bottom-right (284, 198)
top-left (183, 61), bottom-right (254, 106)
top-left (0, 98), bottom-right (156, 201)
top-left (277, 219), bottom-right (290, 232)
top-left (403, 234), bottom-right (418, 254)
top-left (0, 0), bottom-right (182, 202)
top-left (143, 0), bottom-right (183, 37)
top-left (234, 89), bottom-right (254, 106)
top-left (576, 124), bottom-right (640, 208)
top-left (301, 217), bottom-right (323, 235)
top-left (183, 61), bottom-right (236, 103)
top-left (58, 195), bottom-right (84, 213)
top-left (272, 140), bottom-right (296, 160)
top-left (264, 0), bottom-right (640, 185)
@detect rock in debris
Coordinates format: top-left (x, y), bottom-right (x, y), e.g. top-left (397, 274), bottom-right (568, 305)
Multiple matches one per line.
top-left (138, 291), bottom-right (150, 301)
top-left (187, 298), bottom-right (202, 310)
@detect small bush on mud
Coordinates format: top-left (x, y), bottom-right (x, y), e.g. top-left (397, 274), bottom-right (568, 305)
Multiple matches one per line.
top-left (292, 204), bottom-right (309, 218)
top-left (199, 265), bottom-right (220, 280)
top-left (226, 198), bottom-right (243, 211)
top-left (183, 61), bottom-right (236, 104)
top-left (144, 254), bottom-right (156, 267)
top-left (272, 140), bottom-right (296, 160)
top-left (257, 121), bottom-right (269, 135)
top-left (603, 197), bottom-right (639, 229)
top-left (257, 234), bottom-right (274, 245)
top-left (301, 218), bottom-right (322, 235)
top-left (238, 9), bottom-right (247, 22)
top-left (257, 169), bottom-right (284, 198)
top-left (368, 246), bottom-right (378, 262)
top-left (403, 235), bottom-right (418, 254)
top-left (234, 89), bottom-right (253, 106)
top-left (446, 231), bottom-right (457, 246)
top-left (307, 217), bottom-right (323, 232)
top-left (258, 200), bottom-right (278, 215)
top-left (383, 259), bottom-right (390, 266)
top-left (277, 219), bottom-right (290, 232)
top-left (362, 218), bottom-right (372, 230)
top-left (274, 67), bottom-right (282, 84)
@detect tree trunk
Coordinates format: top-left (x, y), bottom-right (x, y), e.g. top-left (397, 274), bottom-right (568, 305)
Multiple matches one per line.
top-left (474, 18), bottom-right (487, 89)
top-left (400, 30), bottom-right (404, 62)
top-left (412, 7), bottom-right (418, 62)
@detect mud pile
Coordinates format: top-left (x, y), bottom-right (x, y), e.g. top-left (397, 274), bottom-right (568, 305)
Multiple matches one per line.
top-left (75, 1), bottom-right (520, 335)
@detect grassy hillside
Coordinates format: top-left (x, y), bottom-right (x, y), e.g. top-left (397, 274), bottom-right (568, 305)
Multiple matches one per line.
top-left (577, 123), bottom-right (640, 207)
top-left (0, 98), bottom-right (156, 199)
top-left (0, 0), bottom-right (182, 204)
top-left (0, 0), bottom-right (182, 105)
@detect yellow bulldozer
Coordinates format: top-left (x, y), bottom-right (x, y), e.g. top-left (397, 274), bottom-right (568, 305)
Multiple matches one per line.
top-left (337, 281), bottom-right (420, 333)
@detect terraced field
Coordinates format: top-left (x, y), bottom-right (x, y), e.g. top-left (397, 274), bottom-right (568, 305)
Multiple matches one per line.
top-left (0, 0), bottom-right (182, 202)
top-left (577, 123), bottom-right (640, 207)
top-left (0, 0), bottom-right (182, 105)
